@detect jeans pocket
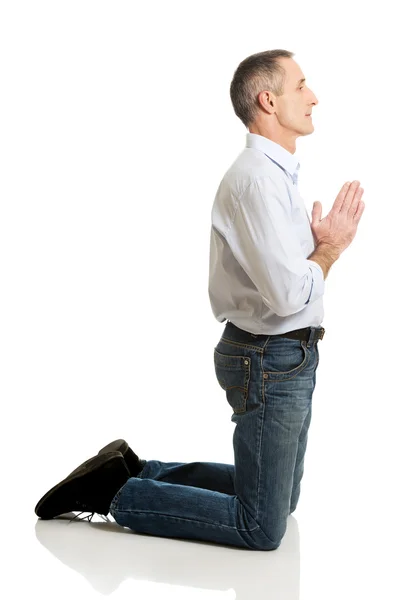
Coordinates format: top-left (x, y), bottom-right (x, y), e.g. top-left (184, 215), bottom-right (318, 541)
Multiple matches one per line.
top-left (214, 349), bottom-right (251, 414)
top-left (263, 338), bottom-right (310, 381)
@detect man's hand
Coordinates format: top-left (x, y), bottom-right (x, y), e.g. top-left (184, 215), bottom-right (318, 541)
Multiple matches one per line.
top-left (311, 180), bottom-right (365, 255)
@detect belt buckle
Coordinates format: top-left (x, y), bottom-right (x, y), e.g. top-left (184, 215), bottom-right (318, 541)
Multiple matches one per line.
top-left (319, 327), bottom-right (325, 340)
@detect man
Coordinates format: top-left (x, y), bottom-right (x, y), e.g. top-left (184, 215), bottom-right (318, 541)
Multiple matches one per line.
top-left (35, 50), bottom-right (365, 550)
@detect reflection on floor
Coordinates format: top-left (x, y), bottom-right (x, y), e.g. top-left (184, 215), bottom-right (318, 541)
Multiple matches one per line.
top-left (35, 513), bottom-right (300, 598)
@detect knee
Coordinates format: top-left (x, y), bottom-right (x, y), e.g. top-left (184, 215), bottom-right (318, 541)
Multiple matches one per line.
top-left (290, 488), bottom-right (300, 515)
top-left (244, 523), bottom-right (285, 551)
top-left (252, 517), bottom-right (287, 551)
top-left (247, 535), bottom-right (282, 551)
top-left (257, 540), bottom-right (281, 551)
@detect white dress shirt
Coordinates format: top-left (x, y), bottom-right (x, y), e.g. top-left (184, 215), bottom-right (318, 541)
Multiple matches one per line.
top-left (208, 132), bottom-right (325, 335)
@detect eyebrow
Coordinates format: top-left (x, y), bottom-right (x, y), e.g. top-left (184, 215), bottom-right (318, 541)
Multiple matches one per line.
top-left (297, 78), bottom-right (306, 86)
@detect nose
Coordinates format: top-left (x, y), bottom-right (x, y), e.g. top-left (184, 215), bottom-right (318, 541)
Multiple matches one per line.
top-left (310, 89), bottom-right (319, 107)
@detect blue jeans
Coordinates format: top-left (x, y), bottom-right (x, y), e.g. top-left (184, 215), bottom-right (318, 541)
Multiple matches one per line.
top-left (110, 321), bottom-right (321, 550)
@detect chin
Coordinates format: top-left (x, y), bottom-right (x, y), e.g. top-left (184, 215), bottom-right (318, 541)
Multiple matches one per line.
top-left (302, 124), bottom-right (314, 136)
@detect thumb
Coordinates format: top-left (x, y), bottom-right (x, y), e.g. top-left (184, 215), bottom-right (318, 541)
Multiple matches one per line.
top-left (311, 201), bottom-right (322, 224)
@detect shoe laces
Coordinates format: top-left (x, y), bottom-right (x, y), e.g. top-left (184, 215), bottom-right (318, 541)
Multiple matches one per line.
top-left (68, 511), bottom-right (110, 524)
top-left (67, 501), bottom-right (111, 524)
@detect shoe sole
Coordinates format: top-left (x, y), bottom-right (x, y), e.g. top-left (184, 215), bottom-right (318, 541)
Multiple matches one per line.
top-left (35, 451), bottom-right (124, 519)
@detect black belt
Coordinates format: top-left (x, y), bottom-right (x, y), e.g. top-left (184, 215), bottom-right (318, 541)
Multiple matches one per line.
top-left (226, 321), bottom-right (325, 343)
top-left (274, 327), bottom-right (325, 342)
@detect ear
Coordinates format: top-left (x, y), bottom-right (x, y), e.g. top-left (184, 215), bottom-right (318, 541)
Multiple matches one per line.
top-left (258, 90), bottom-right (275, 113)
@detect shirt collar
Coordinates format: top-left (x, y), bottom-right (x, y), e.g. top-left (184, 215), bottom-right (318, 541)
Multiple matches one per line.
top-left (246, 132), bottom-right (300, 185)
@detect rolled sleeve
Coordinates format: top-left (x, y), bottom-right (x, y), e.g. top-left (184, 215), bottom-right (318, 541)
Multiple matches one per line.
top-left (226, 176), bottom-right (325, 317)
top-left (305, 260), bottom-right (325, 306)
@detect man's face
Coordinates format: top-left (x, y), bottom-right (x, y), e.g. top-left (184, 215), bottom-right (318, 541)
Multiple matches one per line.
top-left (274, 58), bottom-right (319, 137)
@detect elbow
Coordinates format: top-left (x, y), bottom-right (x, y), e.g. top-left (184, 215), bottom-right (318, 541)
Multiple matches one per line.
top-left (276, 301), bottom-right (309, 317)
top-left (281, 272), bottom-right (317, 315)
top-left (275, 304), bottom-right (299, 317)
top-left (261, 296), bottom-right (295, 318)
top-left (261, 273), bottom-right (316, 317)
top-left (262, 293), bottom-right (311, 317)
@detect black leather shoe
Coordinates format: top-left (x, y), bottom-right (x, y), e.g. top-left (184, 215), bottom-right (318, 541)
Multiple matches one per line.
top-left (98, 439), bottom-right (143, 477)
top-left (35, 451), bottom-right (130, 520)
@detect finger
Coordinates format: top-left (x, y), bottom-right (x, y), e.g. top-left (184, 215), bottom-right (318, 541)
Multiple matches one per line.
top-left (341, 180), bottom-right (361, 212)
top-left (349, 187), bottom-right (364, 216)
top-left (354, 199), bottom-right (365, 222)
top-left (332, 181), bottom-right (353, 212)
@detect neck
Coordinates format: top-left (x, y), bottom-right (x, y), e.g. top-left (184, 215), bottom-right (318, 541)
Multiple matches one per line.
top-left (248, 124), bottom-right (297, 154)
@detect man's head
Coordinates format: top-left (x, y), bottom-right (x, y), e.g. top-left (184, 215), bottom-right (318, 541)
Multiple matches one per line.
top-left (230, 50), bottom-right (318, 153)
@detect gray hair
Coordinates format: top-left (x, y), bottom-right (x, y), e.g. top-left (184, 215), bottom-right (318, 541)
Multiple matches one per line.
top-left (230, 49), bottom-right (294, 128)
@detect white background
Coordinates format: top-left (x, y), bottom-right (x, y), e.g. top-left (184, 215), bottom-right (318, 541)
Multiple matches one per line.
top-left (1, 1), bottom-right (399, 599)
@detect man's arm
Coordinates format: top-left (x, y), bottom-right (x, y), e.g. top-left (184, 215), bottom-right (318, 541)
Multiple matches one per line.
top-left (307, 243), bottom-right (341, 280)
top-left (223, 175), bottom-right (325, 317)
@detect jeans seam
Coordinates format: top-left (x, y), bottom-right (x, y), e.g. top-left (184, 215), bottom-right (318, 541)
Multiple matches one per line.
top-left (113, 509), bottom-right (261, 533)
top-left (220, 338), bottom-right (263, 353)
top-left (109, 487), bottom-right (124, 512)
top-left (260, 351), bottom-right (265, 405)
top-left (255, 377), bottom-right (266, 522)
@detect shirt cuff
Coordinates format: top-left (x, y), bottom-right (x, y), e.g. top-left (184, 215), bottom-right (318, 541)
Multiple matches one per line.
top-left (305, 260), bottom-right (325, 305)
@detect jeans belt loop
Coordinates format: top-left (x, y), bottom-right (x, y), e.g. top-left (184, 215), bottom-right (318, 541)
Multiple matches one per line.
top-left (307, 327), bottom-right (316, 348)
top-left (308, 326), bottom-right (325, 347)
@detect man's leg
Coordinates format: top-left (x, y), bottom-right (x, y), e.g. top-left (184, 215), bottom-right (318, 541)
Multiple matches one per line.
top-left (289, 405), bottom-right (312, 514)
top-left (290, 346), bottom-right (319, 514)
top-left (134, 460), bottom-right (235, 495)
top-left (110, 327), bottom-right (319, 550)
